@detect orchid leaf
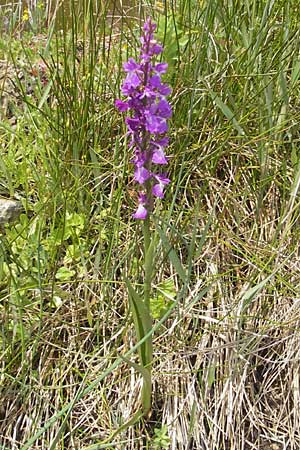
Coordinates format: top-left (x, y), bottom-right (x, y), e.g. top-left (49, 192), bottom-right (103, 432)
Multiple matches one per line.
top-left (121, 356), bottom-right (152, 414)
top-left (208, 89), bottom-right (245, 136)
top-left (124, 277), bottom-right (153, 366)
top-left (156, 225), bottom-right (187, 283)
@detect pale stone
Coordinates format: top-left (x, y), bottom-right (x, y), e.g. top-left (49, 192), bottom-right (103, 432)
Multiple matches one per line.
top-left (0, 198), bottom-right (23, 224)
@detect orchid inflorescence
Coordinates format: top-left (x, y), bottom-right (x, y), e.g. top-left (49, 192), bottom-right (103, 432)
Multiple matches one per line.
top-left (115, 17), bottom-right (172, 219)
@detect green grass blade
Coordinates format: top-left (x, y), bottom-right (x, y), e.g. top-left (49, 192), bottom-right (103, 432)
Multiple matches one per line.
top-left (208, 89), bottom-right (245, 136)
top-left (156, 224), bottom-right (187, 283)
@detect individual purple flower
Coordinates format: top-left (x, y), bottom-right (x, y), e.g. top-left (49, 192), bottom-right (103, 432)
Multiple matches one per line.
top-left (152, 174), bottom-right (170, 198)
top-left (132, 193), bottom-right (148, 220)
top-left (116, 17), bottom-right (172, 219)
top-left (152, 146), bottom-right (168, 165)
top-left (145, 114), bottom-right (168, 134)
top-left (124, 58), bottom-right (140, 72)
top-left (134, 166), bottom-right (151, 184)
top-left (115, 99), bottom-right (129, 112)
top-left (121, 72), bottom-right (141, 96)
top-left (154, 62), bottom-right (168, 73)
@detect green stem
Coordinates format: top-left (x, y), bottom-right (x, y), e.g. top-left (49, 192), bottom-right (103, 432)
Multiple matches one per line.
top-left (142, 215), bottom-right (153, 413)
top-left (143, 216), bottom-right (151, 309)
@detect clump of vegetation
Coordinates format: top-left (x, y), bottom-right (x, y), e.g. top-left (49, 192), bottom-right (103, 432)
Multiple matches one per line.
top-left (1, 1), bottom-right (300, 449)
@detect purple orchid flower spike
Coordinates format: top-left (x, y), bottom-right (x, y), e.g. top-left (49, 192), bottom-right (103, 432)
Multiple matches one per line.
top-left (115, 17), bottom-right (172, 219)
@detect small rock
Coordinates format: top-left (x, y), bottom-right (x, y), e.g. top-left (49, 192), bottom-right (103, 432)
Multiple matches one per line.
top-left (0, 198), bottom-right (23, 224)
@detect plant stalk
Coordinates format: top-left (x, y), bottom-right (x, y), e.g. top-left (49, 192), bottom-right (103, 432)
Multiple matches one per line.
top-left (142, 215), bottom-right (153, 413)
top-left (143, 215), bottom-right (151, 309)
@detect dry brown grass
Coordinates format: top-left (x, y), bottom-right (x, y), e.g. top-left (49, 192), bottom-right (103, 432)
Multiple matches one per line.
top-left (1, 172), bottom-right (300, 449)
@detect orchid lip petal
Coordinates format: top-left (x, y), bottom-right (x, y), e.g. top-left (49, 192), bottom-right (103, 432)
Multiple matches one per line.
top-left (115, 99), bottom-right (129, 112)
top-left (132, 204), bottom-right (148, 219)
top-left (152, 183), bottom-right (164, 198)
top-left (134, 166), bottom-right (151, 184)
top-left (123, 58), bottom-right (139, 72)
top-left (152, 147), bottom-right (168, 164)
top-left (155, 62), bottom-right (168, 73)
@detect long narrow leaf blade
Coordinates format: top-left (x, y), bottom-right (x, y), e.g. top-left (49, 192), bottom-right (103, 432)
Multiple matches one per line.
top-left (121, 356), bottom-right (152, 414)
top-left (208, 89), bottom-right (245, 135)
top-left (124, 278), bottom-right (153, 366)
top-left (156, 226), bottom-right (187, 283)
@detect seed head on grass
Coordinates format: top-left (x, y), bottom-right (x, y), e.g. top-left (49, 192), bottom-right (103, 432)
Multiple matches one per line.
top-left (115, 17), bottom-right (172, 219)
